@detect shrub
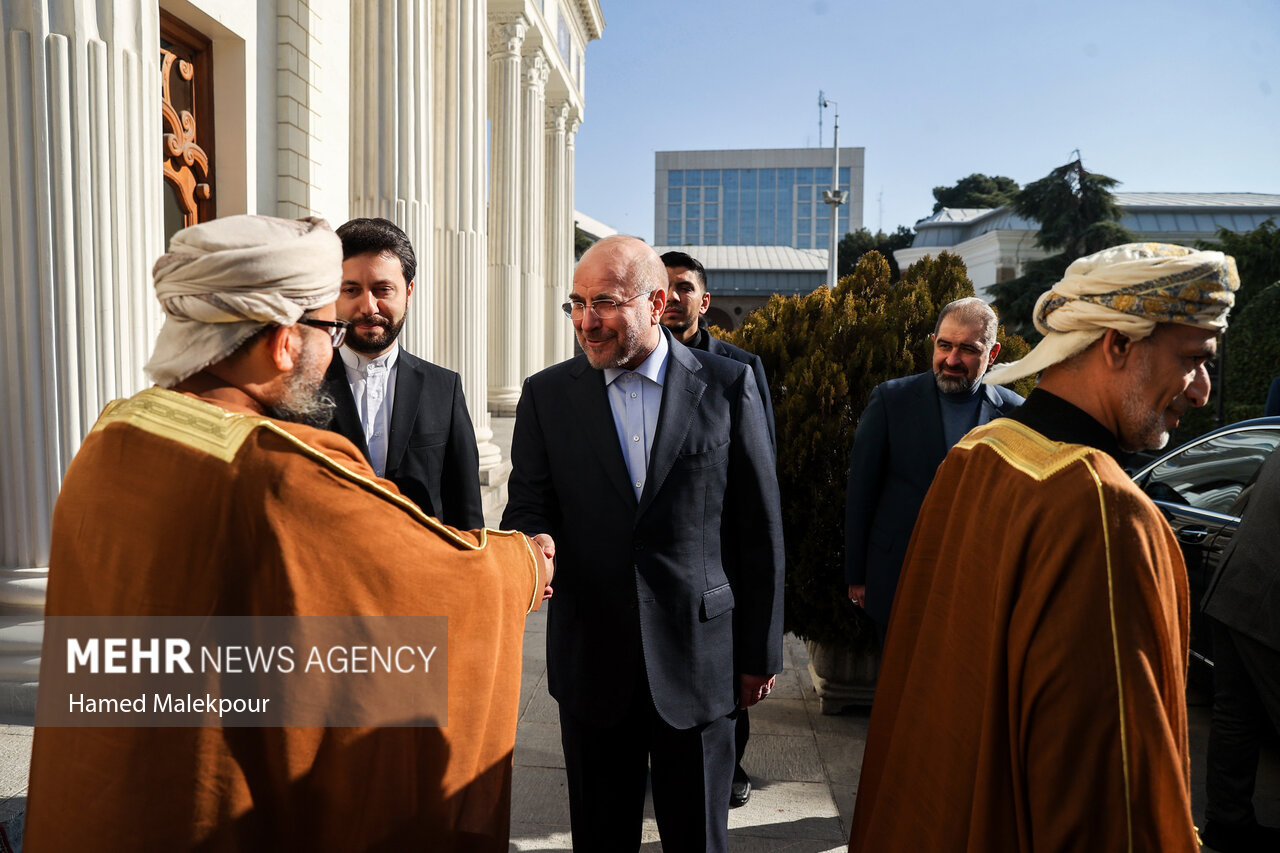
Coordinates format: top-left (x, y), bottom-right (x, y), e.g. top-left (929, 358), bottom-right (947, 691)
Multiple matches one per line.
top-left (726, 251), bottom-right (1030, 651)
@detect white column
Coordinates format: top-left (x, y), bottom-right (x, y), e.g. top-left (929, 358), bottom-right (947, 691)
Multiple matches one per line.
top-left (563, 110), bottom-right (581, 361)
top-left (0, 0), bottom-right (163, 714)
top-left (433, 0), bottom-right (502, 472)
top-left (544, 100), bottom-right (569, 366)
top-left (519, 49), bottom-right (548, 379)
top-left (349, 0), bottom-right (434, 359)
top-left (485, 14), bottom-right (525, 416)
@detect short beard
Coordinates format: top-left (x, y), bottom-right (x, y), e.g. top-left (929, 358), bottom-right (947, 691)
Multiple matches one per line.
top-left (934, 369), bottom-right (978, 395)
top-left (661, 313), bottom-right (695, 336)
top-left (579, 322), bottom-right (649, 371)
top-left (346, 313), bottom-right (406, 355)
top-left (267, 345), bottom-right (337, 428)
top-left (1119, 349), bottom-right (1168, 452)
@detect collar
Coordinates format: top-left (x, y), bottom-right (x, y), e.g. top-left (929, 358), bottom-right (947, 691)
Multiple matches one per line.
top-left (1008, 388), bottom-right (1128, 462)
top-left (603, 328), bottom-right (669, 388)
top-left (685, 319), bottom-right (710, 351)
top-left (339, 340), bottom-right (400, 374)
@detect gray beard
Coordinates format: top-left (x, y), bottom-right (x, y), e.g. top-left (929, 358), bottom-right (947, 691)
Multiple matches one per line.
top-left (934, 370), bottom-right (978, 395)
top-left (267, 347), bottom-right (338, 428)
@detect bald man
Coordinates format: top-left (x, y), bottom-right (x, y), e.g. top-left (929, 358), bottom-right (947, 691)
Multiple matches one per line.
top-left (502, 236), bottom-right (785, 851)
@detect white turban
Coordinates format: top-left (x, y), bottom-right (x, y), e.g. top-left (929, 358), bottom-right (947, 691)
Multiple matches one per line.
top-left (985, 242), bottom-right (1239, 386)
top-left (144, 215), bottom-right (342, 387)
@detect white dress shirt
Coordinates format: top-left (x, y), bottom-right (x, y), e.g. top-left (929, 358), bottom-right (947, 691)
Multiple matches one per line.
top-left (603, 331), bottom-right (669, 499)
top-left (339, 341), bottom-right (400, 477)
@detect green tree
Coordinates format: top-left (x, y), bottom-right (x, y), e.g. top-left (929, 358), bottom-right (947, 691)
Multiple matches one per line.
top-left (573, 222), bottom-right (595, 259)
top-left (931, 173), bottom-right (1020, 213)
top-left (837, 226), bottom-right (914, 281)
top-left (990, 156), bottom-right (1134, 339)
top-left (725, 251), bottom-right (1030, 651)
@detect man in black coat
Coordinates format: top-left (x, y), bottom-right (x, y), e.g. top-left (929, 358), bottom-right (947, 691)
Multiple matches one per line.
top-left (844, 298), bottom-right (1022, 643)
top-left (322, 218), bottom-right (484, 530)
top-left (1201, 447), bottom-right (1280, 852)
top-left (661, 249), bottom-right (775, 808)
top-left (502, 236), bottom-right (785, 852)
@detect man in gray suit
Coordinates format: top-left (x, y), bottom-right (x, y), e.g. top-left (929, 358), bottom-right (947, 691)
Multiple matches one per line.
top-left (844, 298), bottom-right (1022, 644)
top-left (502, 236), bottom-right (784, 851)
top-left (1201, 448), bottom-right (1280, 852)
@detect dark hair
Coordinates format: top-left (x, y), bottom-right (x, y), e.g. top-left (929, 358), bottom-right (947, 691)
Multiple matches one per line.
top-left (336, 217), bottom-right (416, 285)
top-left (660, 250), bottom-right (707, 291)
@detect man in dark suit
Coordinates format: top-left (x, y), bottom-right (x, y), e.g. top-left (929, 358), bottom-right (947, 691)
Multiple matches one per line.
top-left (501, 235), bottom-right (785, 852)
top-left (661, 249), bottom-right (774, 809)
top-left (845, 297), bottom-right (1022, 643)
top-left (1201, 448), bottom-right (1280, 852)
top-left (322, 218), bottom-right (484, 530)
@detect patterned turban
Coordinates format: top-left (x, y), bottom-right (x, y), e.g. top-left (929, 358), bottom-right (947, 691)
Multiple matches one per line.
top-left (984, 242), bottom-right (1238, 386)
top-left (144, 215), bottom-right (342, 387)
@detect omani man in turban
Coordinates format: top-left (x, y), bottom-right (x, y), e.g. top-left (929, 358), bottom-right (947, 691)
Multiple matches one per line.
top-left (26, 215), bottom-right (552, 851)
top-left (849, 243), bottom-right (1238, 853)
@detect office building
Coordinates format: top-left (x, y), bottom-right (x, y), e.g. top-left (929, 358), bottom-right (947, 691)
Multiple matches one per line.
top-left (655, 148), bottom-right (864, 249)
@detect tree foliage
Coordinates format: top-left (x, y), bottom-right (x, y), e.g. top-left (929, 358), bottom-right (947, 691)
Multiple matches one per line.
top-left (837, 226), bottom-right (915, 281)
top-left (573, 223), bottom-right (595, 259)
top-left (991, 157), bottom-right (1134, 340)
top-left (725, 251), bottom-right (1030, 651)
top-left (931, 173), bottom-right (1020, 213)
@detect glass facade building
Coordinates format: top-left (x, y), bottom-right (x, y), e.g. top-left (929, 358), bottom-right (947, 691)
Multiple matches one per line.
top-left (656, 148), bottom-right (864, 249)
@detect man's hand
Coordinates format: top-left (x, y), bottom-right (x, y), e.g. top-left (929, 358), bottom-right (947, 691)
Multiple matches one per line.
top-left (532, 533), bottom-right (556, 600)
top-left (849, 584), bottom-right (866, 608)
top-left (738, 673), bottom-right (777, 709)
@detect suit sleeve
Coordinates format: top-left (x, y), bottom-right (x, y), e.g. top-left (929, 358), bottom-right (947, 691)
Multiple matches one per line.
top-left (441, 374), bottom-right (486, 530)
top-left (726, 366), bottom-right (786, 676)
top-left (844, 385), bottom-right (889, 587)
top-left (748, 355), bottom-right (777, 456)
top-left (500, 378), bottom-right (561, 540)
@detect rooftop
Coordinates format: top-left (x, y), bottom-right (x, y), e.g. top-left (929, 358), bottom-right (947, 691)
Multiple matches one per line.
top-left (651, 244), bottom-right (828, 271)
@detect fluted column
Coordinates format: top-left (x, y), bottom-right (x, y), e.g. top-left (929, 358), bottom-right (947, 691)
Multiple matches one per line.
top-left (519, 49), bottom-right (548, 379)
top-left (485, 14), bottom-right (525, 416)
top-left (0, 0), bottom-right (163, 714)
top-left (433, 0), bottom-right (501, 472)
top-left (349, 0), bottom-right (435, 359)
top-left (544, 100), bottom-right (569, 366)
top-left (563, 111), bottom-right (581, 361)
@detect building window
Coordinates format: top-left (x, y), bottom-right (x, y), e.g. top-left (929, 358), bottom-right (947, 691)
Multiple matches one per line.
top-left (667, 221), bottom-right (681, 242)
top-left (668, 188), bottom-right (682, 203)
top-left (704, 187), bottom-right (719, 202)
top-left (685, 204), bottom-right (700, 218)
top-left (686, 187), bottom-right (701, 203)
top-left (668, 204), bottom-right (681, 219)
top-left (705, 220), bottom-right (719, 235)
top-left (685, 169), bottom-right (701, 186)
top-left (160, 11), bottom-right (216, 245)
top-left (704, 204), bottom-right (718, 218)
top-left (669, 170), bottom-right (684, 187)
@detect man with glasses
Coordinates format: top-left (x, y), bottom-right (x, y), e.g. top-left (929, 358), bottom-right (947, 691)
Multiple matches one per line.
top-left (845, 297), bottom-right (1021, 646)
top-left (321, 217), bottom-right (484, 530)
top-left (26, 215), bottom-right (552, 849)
top-left (502, 235), bottom-right (785, 852)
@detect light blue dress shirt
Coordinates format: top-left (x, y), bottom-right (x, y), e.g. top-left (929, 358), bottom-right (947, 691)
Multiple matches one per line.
top-left (339, 341), bottom-right (400, 477)
top-left (602, 332), bottom-right (669, 499)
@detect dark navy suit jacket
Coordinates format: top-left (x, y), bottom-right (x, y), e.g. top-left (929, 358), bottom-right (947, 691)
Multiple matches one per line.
top-left (844, 370), bottom-right (1023, 630)
top-left (691, 320), bottom-right (776, 453)
top-left (323, 348), bottom-right (485, 530)
top-left (501, 329), bottom-right (785, 729)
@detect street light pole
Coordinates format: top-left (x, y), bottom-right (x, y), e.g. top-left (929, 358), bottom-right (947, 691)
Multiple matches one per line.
top-left (820, 98), bottom-right (847, 289)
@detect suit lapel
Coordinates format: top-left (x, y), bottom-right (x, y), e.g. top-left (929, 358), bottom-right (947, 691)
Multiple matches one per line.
top-left (637, 340), bottom-right (706, 519)
top-left (567, 360), bottom-right (637, 508)
top-left (977, 384), bottom-right (1005, 425)
top-left (386, 352), bottom-right (423, 474)
top-left (915, 372), bottom-right (948, 460)
top-left (324, 354), bottom-right (372, 460)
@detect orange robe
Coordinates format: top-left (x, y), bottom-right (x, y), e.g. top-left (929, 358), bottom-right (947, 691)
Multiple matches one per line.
top-left (850, 418), bottom-right (1197, 852)
top-left (26, 386), bottom-right (544, 852)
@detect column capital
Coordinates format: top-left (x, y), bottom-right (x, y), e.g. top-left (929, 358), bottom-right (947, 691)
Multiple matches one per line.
top-left (546, 100), bottom-right (570, 133)
top-left (488, 14), bottom-right (528, 58)
top-left (567, 110), bottom-right (582, 144)
top-left (522, 48), bottom-right (550, 90)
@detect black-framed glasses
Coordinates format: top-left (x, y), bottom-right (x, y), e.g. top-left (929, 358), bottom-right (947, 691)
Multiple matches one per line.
top-left (561, 289), bottom-right (656, 321)
top-left (298, 318), bottom-right (351, 347)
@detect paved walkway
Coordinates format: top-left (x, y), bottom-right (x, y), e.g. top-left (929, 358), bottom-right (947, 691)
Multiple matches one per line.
top-left (509, 610), bottom-right (862, 852)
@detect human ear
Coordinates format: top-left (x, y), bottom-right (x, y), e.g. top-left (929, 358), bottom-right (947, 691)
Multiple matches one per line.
top-left (1100, 328), bottom-right (1133, 369)
top-left (267, 325), bottom-right (297, 372)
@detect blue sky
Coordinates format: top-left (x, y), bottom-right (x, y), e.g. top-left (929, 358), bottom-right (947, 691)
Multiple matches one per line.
top-left (573, 0), bottom-right (1279, 242)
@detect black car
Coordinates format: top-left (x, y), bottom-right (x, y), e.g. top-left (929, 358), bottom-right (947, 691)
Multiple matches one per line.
top-left (1131, 417), bottom-right (1280, 685)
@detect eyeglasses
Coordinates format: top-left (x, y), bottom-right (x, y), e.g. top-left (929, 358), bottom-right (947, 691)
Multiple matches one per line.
top-left (561, 289), bottom-right (656, 321)
top-left (298, 318), bottom-right (351, 347)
